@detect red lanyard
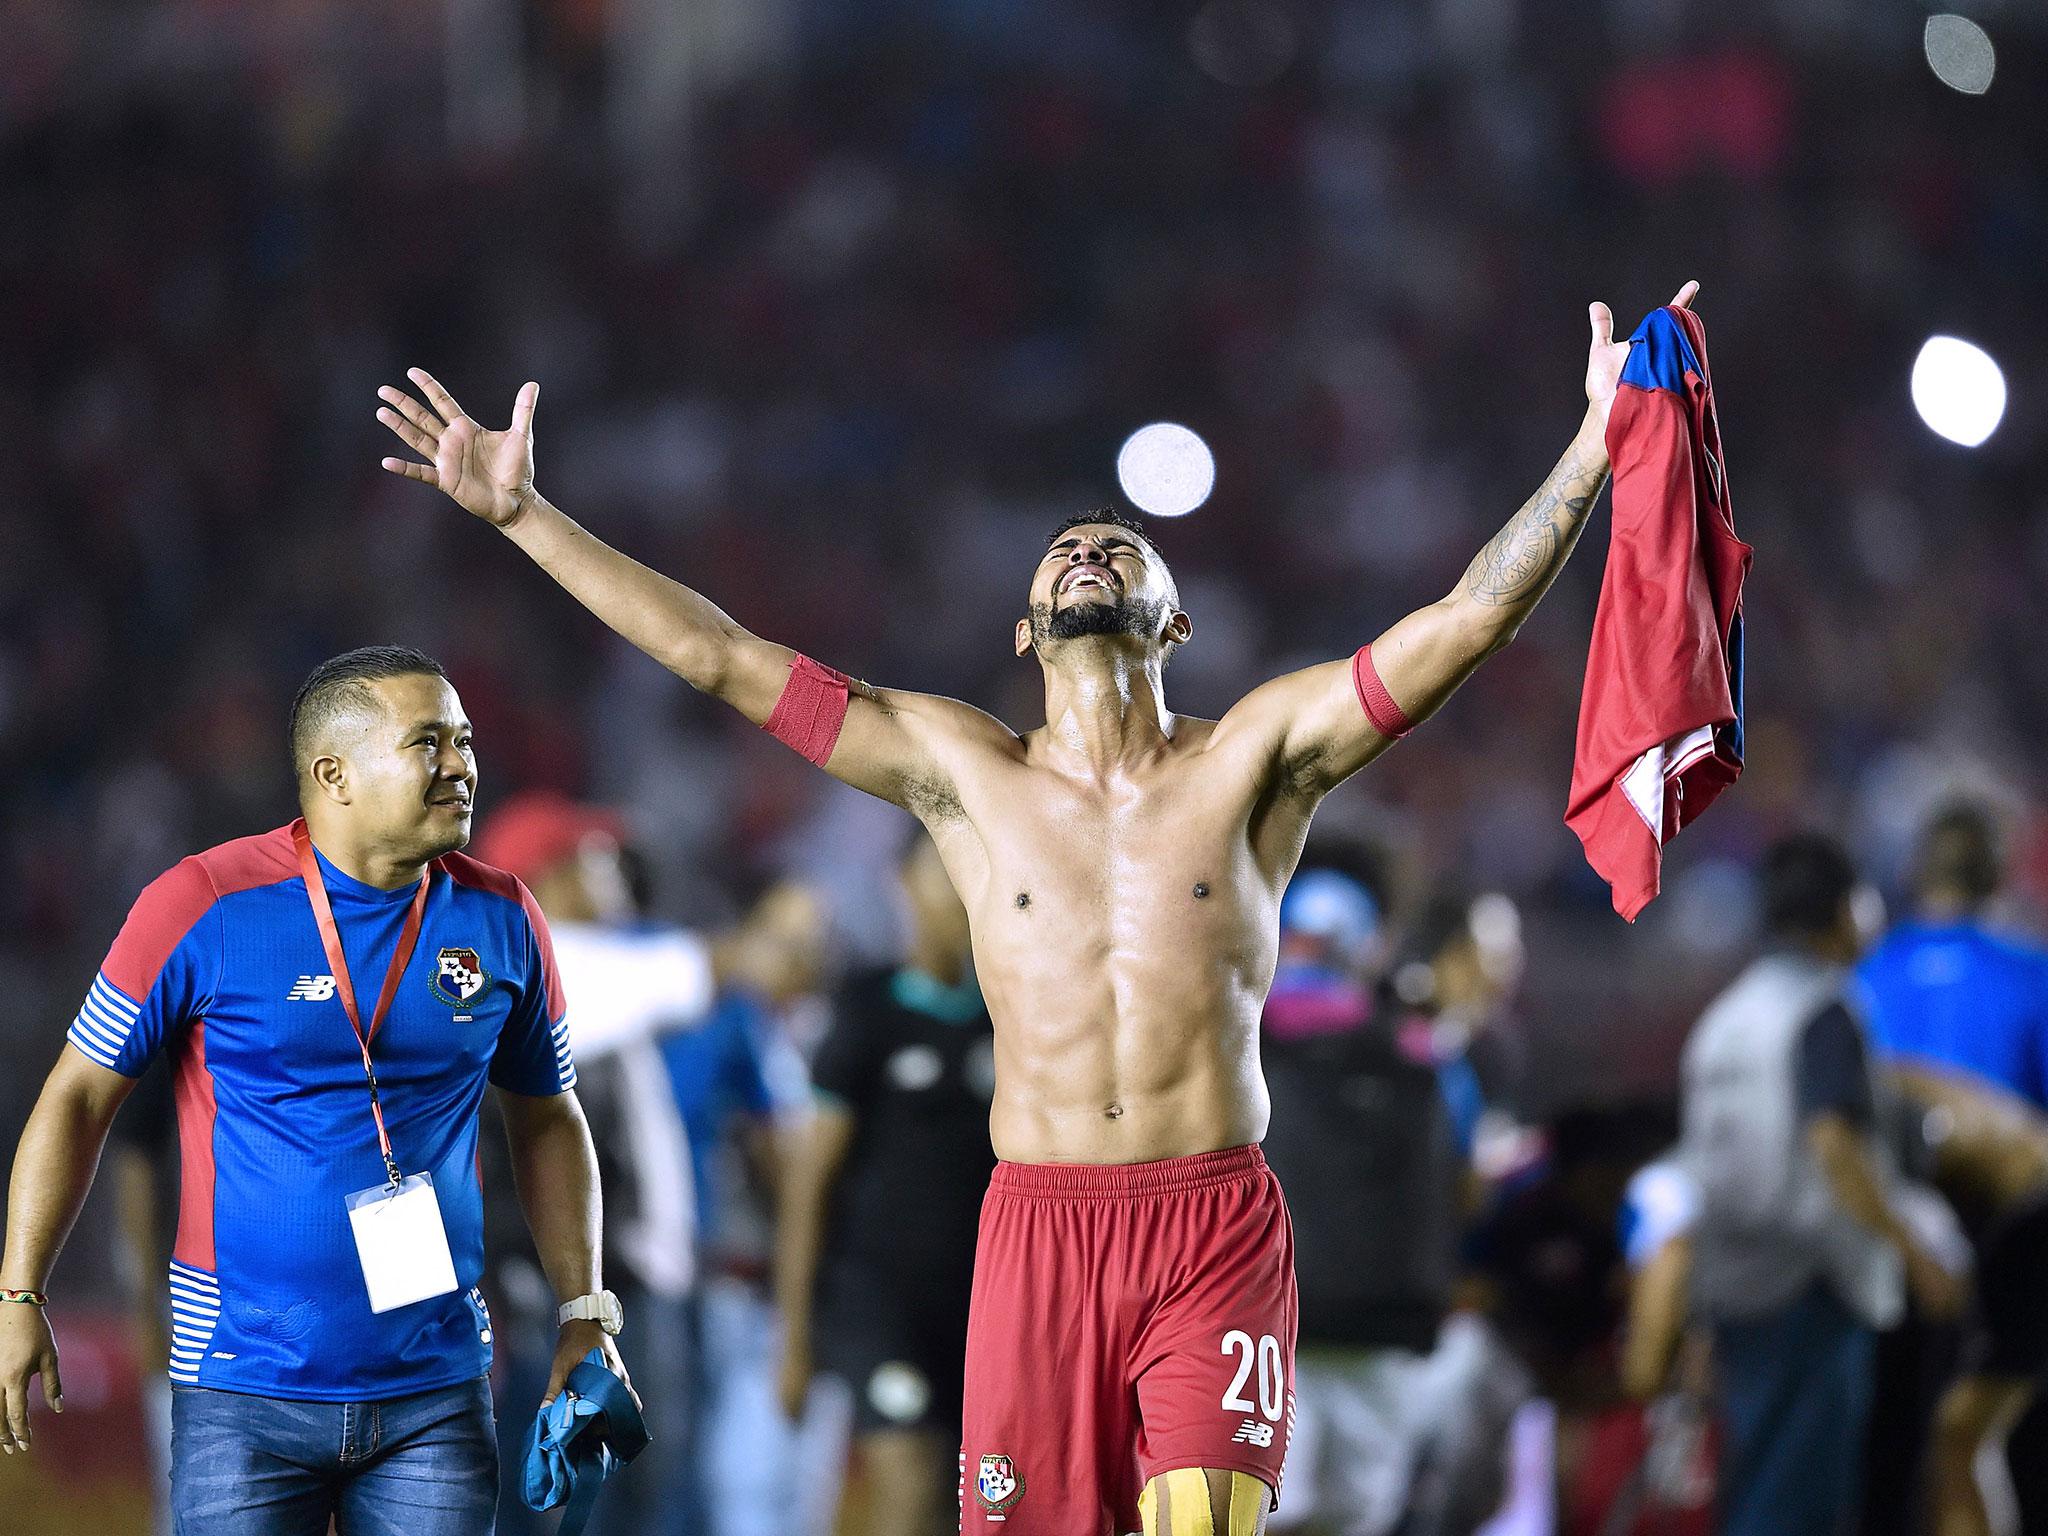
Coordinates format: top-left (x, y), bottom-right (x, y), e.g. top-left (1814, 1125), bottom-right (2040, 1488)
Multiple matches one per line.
top-left (292, 821), bottom-right (431, 1187)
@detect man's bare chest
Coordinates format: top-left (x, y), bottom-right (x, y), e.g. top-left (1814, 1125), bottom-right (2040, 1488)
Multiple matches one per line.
top-left (950, 752), bottom-right (1266, 915)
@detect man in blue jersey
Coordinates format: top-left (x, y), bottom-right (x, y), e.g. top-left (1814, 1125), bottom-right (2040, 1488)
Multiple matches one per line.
top-left (1859, 801), bottom-right (2048, 1109)
top-left (0, 645), bottom-right (631, 1535)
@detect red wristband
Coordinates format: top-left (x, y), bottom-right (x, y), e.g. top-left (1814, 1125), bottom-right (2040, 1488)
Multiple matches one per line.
top-left (0, 1288), bottom-right (47, 1307)
top-left (1352, 645), bottom-right (1413, 739)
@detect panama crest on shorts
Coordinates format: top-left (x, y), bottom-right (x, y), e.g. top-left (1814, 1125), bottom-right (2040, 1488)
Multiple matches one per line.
top-left (430, 945), bottom-right (490, 1008)
top-left (974, 1454), bottom-right (1024, 1520)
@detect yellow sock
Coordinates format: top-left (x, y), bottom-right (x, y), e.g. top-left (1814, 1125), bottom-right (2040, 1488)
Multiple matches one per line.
top-left (1137, 1469), bottom-right (1266, 1536)
top-left (1226, 1469), bottom-right (1263, 1536)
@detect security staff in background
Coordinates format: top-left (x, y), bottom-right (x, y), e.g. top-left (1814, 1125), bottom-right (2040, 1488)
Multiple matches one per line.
top-left (0, 646), bottom-right (630, 1535)
top-left (1677, 833), bottom-right (1960, 1536)
top-left (774, 830), bottom-right (994, 1536)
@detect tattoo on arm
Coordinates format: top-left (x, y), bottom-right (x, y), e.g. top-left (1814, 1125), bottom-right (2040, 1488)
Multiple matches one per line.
top-left (1461, 441), bottom-right (1610, 608)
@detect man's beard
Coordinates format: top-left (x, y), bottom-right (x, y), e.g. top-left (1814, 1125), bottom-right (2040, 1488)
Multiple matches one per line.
top-left (1031, 592), bottom-right (1168, 646)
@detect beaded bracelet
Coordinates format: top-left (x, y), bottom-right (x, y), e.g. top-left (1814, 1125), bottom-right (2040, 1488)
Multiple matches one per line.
top-left (0, 1289), bottom-right (47, 1306)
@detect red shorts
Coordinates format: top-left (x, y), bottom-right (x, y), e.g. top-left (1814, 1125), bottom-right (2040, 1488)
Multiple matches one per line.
top-left (959, 1145), bottom-right (1298, 1534)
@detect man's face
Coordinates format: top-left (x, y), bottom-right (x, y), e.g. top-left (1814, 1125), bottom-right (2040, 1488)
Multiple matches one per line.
top-left (1016, 525), bottom-right (1186, 658)
top-left (329, 673), bottom-right (477, 861)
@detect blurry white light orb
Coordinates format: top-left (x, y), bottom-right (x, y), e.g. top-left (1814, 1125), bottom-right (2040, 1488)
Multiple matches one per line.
top-left (1923, 15), bottom-right (1995, 95)
top-left (1911, 336), bottom-right (2006, 447)
top-left (1117, 423), bottom-right (1215, 517)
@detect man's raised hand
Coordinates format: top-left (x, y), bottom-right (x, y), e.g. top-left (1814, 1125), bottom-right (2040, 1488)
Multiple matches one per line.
top-left (377, 370), bottom-right (538, 527)
top-left (1585, 280), bottom-right (1699, 426)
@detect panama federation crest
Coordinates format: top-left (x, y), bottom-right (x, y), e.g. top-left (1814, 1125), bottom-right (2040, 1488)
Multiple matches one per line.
top-left (431, 946), bottom-right (490, 1007)
top-left (975, 1454), bottom-right (1023, 1519)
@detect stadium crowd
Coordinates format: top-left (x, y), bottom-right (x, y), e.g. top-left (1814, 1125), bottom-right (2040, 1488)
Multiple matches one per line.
top-left (1, 0), bottom-right (2046, 1532)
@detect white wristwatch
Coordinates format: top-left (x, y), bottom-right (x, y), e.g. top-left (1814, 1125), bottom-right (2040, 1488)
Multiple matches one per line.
top-left (557, 1289), bottom-right (625, 1336)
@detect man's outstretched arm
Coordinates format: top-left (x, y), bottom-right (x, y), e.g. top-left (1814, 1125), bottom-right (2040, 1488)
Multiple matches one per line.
top-left (1217, 282), bottom-right (1697, 794)
top-left (377, 371), bottom-right (1006, 808)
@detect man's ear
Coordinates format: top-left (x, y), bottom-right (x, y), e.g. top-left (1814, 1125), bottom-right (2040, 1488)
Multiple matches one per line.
top-left (307, 752), bottom-right (351, 807)
top-left (1015, 617), bottom-right (1034, 658)
top-left (1165, 609), bottom-right (1193, 646)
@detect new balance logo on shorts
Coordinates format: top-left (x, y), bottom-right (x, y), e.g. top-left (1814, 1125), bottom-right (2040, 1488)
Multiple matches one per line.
top-left (286, 975), bottom-right (336, 1001)
top-left (1231, 1419), bottom-right (1275, 1448)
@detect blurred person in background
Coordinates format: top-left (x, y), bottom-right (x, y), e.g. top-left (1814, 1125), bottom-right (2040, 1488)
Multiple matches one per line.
top-left (1384, 891), bottom-right (1529, 1195)
top-left (377, 274), bottom-right (1697, 1534)
top-left (1262, 858), bottom-right (1529, 1536)
top-left (1675, 833), bottom-right (1961, 1536)
top-left (1383, 891), bottom-right (1537, 1536)
top-left (1884, 1066), bottom-right (2048, 1536)
top-left (661, 877), bottom-right (829, 1536)
top-left (1611, 1154), bottom-right (1714, 1536)
top-left (1465, 1106), bottom-right (1672, 1536)
top-left (472, 791), bottom-right (704, 1536)
top-left (1855, 800), bottom-right (2048, 1536)
top-left (774, 829), bottom-right (993, 1536)
top-left (0, 646), bottom-right (627, 1534)
top-left (1860, 801), bottom-right (2048, 1113)
top-left (1619, 1063), bottom-right (2048, 1536)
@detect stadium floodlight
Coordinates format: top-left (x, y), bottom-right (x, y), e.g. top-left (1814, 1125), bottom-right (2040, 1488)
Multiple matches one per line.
top-left (1911, 336), bottom-right (2006, 448)
top-left (1924, 15), bottom-right (1995, 95)
top-left (1117, 423), bottom-right (1217, 517)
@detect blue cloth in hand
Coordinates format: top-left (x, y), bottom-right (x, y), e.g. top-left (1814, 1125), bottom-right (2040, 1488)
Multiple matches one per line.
top-left (521, 1350), bottom-right (649, 1536)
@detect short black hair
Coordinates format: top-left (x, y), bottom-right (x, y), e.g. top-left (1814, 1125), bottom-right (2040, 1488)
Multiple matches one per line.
top-left (1914, 799), bottom-right (2002, 908)
top-left (1761, 833), bottom-right (1858, 941)
top-left (289, 645), bottom-right (449, 773)
top-left (1046, 507), bottom-right (1167, 564)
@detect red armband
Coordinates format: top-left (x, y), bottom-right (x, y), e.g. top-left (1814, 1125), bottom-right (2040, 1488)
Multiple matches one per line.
top-left (1352, 645), bottom-right (1413, 739)
top-left (763, 655), bottom-right (853, 767)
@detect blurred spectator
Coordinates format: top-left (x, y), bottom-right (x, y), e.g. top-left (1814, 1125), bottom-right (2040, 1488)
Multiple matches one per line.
top-left (773, 830), bottom-right (991, 1536)
top-left (1464, 1106), bottom-right (1662, 1536)
top-left (1264, 855), bottom-right (1529, 1536)
top-left (1888, 1065), bottom-right (2048, 1536)
top-left (659, 879), bottom-right (831, 1536)
top-left (1609, 1154), bottom-right (1715, 1536)
top-left (1856, 800), bottom-right (2048, 1536)
top-left (472, 791), bottom-right (706, 1536)
top-left (1859, 801), bottom-right (2048, 1111)
top-left (1675, 835), bottom-right (1958, 1536)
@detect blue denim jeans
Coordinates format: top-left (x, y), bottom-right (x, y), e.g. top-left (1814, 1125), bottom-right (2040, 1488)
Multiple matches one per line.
top-left (1714, 1283), bottom-right (1876, 1536)
top-left (169, 1374), bottom-right (498, 1536)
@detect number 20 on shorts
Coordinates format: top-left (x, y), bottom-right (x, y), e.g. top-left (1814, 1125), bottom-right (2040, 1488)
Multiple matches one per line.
top-left (1219, 1330), bottom-right (1285, 1421)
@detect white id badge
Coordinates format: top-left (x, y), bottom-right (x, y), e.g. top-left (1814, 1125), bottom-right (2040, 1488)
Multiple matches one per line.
top-left (345, 1172), bottom-right (460, 1313)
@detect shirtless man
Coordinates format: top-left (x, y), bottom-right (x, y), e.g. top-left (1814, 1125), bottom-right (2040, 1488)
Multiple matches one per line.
top-left (376, 280), bottom-right (1698, 1536)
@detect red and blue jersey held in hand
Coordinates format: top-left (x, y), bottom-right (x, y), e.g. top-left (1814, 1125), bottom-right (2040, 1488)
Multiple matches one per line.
top-left (66, 822), bottom-right (574, 1400)
top-left (1567, 305), bottom-right (1751, 921)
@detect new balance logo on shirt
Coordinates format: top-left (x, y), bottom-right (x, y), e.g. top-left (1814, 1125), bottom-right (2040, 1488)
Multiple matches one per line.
top-left (1231, 1420), bottom-right (1274, 1448)
top-left (286, 975), bottom-right (337, 1001)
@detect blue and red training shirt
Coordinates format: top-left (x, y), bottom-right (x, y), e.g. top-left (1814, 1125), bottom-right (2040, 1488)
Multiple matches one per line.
top-left (66, 822), bottom-right (575, 1401)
